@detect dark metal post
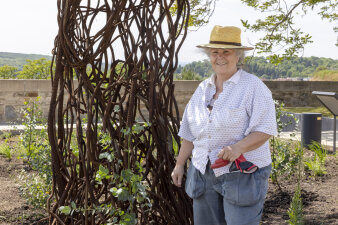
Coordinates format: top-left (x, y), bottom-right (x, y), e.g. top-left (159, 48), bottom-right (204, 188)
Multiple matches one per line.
top-left (311, 91), bottom-right (338, 154)
top-left (334, 115), bottom-right (336, 153)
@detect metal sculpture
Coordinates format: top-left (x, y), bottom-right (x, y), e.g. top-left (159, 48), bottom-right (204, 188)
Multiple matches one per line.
top-left (48, 0), bottom-right (192, 224)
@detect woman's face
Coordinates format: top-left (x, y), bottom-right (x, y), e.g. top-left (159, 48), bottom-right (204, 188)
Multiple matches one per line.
top-left (210, 48), bottom-right (239, 75)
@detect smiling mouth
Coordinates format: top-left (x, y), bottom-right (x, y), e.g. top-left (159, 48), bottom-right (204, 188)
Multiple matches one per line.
top-left (216, 62), bottom-right (227, 65)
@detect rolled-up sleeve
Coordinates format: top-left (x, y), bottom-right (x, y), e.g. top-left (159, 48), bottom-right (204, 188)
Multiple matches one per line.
top-left (244, 86), bottom-right (277, 137)
top-left (178, 102), bottom-right (196, 142)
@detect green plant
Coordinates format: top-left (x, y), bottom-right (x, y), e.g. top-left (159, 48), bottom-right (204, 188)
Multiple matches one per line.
top-left (288, 184), bottom-right (304, 225)
top-left (20, 96), bottom-right (45, 160)
top-left (58, 124), bottom-right (151, 224)
top-left (19, 172), bottom-right (52, 209)
top-left (304, 141), bottom-right (327, 177)
top-left (18, 97), bottom-right (52, 209)
top-left (275, 100), bottom-right (298, 134)
top-left (270, 139), bottom-right (300, 183)
top-left (0, 131), bottom-right (12, 140)
top-left (288, 144), bottom-right (304, 225)
top-left (0, 143), bottom-right (12, 160)
top-left (270, 101), bottom-right (299, 189)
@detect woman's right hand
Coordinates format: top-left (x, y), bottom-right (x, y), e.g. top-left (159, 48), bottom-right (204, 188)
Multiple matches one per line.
top-left (171, 164), bottom-right (185, 187)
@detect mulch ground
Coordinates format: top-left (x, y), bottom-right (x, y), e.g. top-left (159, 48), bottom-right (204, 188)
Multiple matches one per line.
top-left (262, 152), bottom-right (338, 225)
top-left (0, 150), bottom-right (337, 224)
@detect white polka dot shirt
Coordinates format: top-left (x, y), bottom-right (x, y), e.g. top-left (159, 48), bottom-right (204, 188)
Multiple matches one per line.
top-left (178, 69), bottom-right (277, 177)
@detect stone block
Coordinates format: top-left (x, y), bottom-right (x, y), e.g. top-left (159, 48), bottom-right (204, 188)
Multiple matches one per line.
top-left (36, 80), bottom-right (52, 92)
top-left (0, 80), bottom-right (25, 92)
top-left (5, 105), bottom-right (18, 122)
top-left (23, 80), bottom-right (39, 92)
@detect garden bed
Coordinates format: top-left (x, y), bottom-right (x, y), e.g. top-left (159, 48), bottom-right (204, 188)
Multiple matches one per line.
top-left (262, 152), bottom-right (338, 224)
top-left (0, 142), bottom-right (337, 224)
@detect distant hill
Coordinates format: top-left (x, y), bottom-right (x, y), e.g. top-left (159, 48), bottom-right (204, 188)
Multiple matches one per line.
top-left (175, 56), bottom-right (338, 80)
top-left (2, 52), bottom-right (337, 80)
top-left (0, 52), bottom-right (52, 69)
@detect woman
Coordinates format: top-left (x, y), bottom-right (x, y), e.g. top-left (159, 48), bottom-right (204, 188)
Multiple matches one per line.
top-left (171, 25), bottom-right (277, 225)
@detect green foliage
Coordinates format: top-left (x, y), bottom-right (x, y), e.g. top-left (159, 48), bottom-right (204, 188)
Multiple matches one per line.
top-left (176, 56), bottom-right (338, 79)
top-left (59, 206), bottom-right (72, 215)
top-left (59, 125), bottom-right (151, 224)
top-left (245, 56), bottom-right (338, 79)
top-left (175, 67), bottom-right (203, 80)
top-left (20, 97), bottom-right (45, 158)
top-left (270, 139), bottom-right (300, 184)
top-left (275, 100), bottom-right (298, 134)
top-left (19, 97), bottom-right (52, 209)
top-left (304, 142), bottom-right (327, 177)
top-left (170, 0), bottom-right (217, 29)
top-left (0, 132), bottom-right (14, 159)
top-left (241, 0), bottom-right (338, 64)
top-left (19, 172), bottom-right (52, 209)
top-left (288, 136), bottom-right (304, 225)
top-left (270, 101), bottom-right (299, 187)
top-left (0, 65), bottom-right (18, 79)
top-left (288, 184), bottom-right (304, 225)
top-left (0, 143), bottom-right (12, 159)
top-left (17, 58), bottom-right (54, 79)
top-left (175, 59), bottom-right (212, 79)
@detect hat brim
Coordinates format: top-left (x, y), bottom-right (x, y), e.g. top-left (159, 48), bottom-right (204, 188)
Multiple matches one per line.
top-left (196, 43), bottom-right (253, 51)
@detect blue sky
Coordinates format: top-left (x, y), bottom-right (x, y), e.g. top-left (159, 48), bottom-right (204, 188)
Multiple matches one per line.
top-left (0, 0), bottom-right (337, 63)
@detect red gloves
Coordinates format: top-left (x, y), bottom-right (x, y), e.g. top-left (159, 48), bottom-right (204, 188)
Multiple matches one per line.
top-left (210, 158), bottom-right (230, 169)
top-left (210, 155), bottom-right (258, 173)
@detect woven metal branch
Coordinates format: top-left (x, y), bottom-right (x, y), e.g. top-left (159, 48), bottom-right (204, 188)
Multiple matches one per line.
top-left (48, 0), bottom-right (192, 224)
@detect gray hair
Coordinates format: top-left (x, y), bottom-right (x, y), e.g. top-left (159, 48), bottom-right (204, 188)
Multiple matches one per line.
top-left (199, 48), bottom-right (246, 68)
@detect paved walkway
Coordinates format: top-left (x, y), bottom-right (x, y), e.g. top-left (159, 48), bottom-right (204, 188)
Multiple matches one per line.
top-left (1, 124), bottom-right (337, 152)
top-left (279, 130), bottom-right (337, 152)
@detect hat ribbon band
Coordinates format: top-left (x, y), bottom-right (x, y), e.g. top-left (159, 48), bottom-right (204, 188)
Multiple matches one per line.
top-left (209, 41), bottom-right (241, 46)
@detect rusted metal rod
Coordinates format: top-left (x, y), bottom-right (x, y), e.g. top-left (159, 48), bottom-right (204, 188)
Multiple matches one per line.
top-left (48, 0), bottom-right (193, 224)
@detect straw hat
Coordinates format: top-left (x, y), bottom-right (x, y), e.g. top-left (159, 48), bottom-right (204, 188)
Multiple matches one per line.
top-left (197, 25), bottom-right (253, 50)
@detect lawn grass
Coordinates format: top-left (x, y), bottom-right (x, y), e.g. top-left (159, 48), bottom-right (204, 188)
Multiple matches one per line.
top-left (283, 107), bottom-right (333, 118)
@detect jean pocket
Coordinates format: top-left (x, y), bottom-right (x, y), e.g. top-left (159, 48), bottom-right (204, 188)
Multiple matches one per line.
top-left (222, 172), bottom-right (262, 206)
top-left (185, 164), bottom-right (206, 199)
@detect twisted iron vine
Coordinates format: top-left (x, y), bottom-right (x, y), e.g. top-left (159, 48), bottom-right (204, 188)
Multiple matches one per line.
top-left (47, 0), bottom-right (192, 224)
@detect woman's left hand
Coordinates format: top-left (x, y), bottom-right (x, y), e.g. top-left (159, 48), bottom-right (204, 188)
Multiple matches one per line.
top-left (217, 145), bottom-right (242, 162)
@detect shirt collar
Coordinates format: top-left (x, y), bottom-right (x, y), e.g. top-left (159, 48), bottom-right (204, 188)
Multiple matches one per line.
top-left (207, 69), bottom-right (242, 86)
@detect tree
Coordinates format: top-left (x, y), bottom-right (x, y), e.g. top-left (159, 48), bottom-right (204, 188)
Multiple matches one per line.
top-left (0, 65), bottom-right (18, 79)
top-left (17, 58), bottom-right (53, 79)
top-left (176, 68), bottom-right (203, 80)
top-left (171, 0), bottom-right (217, 29)
top-left (240, 0), bottom-right (337, 64)
top-left (173, 1), bottom-right (337, 64)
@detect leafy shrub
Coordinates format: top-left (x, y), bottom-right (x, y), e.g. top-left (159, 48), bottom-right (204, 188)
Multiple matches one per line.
top-left (270, 101), bottom-right (299, 187)
top-left (304, 141), bottom-right (327, 177)
top-left (58, 125), bottom-right (151, 224)
top-left (18, 97), bottom-right (52, 209)
top-left (288, 139), bottom-right (304, 225)
top-left (288, 184), bottom-right (304, 225)
top-left (0, 143), bottom-right (12, 159)
top-left (270, 139), bottom-right (300, 183)
top-left (0, 132), bottom-right (14, 159)
top-left (19, 172), bottom-right (52, 209)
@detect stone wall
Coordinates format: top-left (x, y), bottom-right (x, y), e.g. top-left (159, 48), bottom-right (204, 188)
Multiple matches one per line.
top-left (0, 80), bottom-right (51, 124)
top-left (0, 80), bottom-right (337, 124)
top-left (264, 81), bottom-right (338, 107)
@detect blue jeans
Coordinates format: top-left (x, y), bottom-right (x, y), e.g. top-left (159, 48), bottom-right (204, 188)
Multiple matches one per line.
top-left (185, 161), bottom-right (271, 225)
